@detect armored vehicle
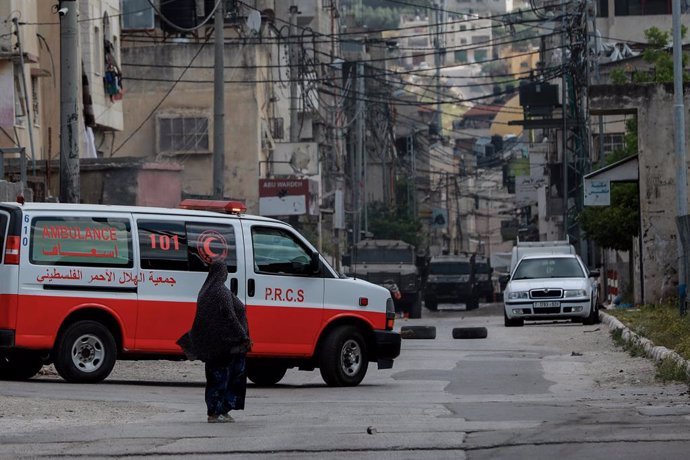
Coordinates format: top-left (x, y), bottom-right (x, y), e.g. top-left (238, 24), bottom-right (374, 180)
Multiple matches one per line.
top-left (343, 239), bottom-right (423, 319)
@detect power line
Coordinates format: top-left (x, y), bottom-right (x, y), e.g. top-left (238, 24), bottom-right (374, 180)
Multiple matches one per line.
top-left (112, 37), bottom-right (210, 155)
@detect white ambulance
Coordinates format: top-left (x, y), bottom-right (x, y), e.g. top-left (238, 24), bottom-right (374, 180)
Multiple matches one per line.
top-left (0, 200), bottom-right (400, 386)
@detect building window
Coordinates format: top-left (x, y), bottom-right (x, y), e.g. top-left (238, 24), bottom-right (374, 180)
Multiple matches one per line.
top-left (121, 0), bottom-right (155, 30)
top-left (13, 64), bottom-right (26, 127)
top-left (473, 49), bottom-right (488, 63)
top-left (157, 115), bottom-right (210, 154)
top-left (614, 0), bottom-right (671, 15)
top-left (596, 133), bottom-right (625, 154)
top-left (270, 117), bottom-right (284, 139)
top-left (455, 50), bottom-right (468, 63)
top-left (597, 0), bottom-right (609, 16)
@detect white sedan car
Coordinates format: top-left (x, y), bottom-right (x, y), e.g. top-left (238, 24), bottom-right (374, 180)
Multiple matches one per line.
top-left (503, 254), bottom-right (600, 327)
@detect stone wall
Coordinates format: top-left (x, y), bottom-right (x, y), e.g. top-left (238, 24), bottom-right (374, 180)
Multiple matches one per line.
top-left (591, 84), bottom-right (690, 303)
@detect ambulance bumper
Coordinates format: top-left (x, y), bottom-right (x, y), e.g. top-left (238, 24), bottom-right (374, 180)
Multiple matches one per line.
top-left (374, 330), bottom-right (401, 369)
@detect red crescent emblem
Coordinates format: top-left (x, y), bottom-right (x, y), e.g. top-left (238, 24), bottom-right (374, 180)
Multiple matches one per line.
top-left (196, 231), bottom-right (228, 264)
top-left (202, 237), bottom-right (219, 257)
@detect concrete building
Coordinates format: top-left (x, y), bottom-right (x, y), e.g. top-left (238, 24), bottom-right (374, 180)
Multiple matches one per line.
top-left (112, 0), bottom-right (284, 213)
top-left (0, 0), bottom-right (125, 199)
top-left (396, 9), bottom-right (493, 68)
top-left (594, 0), bottom-right (689, 44)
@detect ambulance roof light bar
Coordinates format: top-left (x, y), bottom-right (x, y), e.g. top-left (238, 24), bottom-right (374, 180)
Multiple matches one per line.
top-left (178, 199), bottom-right (247, 215)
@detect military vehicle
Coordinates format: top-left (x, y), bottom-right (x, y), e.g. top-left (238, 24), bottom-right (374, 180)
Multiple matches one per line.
top-left (342, 239), bottom-right (424, 319)
top-left (424, 253), bottom-right (493, 311)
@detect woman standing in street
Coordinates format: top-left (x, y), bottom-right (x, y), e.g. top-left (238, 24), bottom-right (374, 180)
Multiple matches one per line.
top-left (178, 260), bottom-right (251, 423)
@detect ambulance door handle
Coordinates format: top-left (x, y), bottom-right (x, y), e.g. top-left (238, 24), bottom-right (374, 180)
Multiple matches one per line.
top-left (230, 278), bottom-right (238, 295)
top-left (248, 278), bottom-right (255, 297)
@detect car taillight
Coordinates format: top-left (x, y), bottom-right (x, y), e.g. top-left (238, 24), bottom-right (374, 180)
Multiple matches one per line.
top-left (4, 236), bottom-right (20, 264)
top-left (385, 298), bottom-right (395, 330)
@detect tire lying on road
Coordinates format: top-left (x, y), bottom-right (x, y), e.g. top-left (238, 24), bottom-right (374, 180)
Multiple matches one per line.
top-left (452, 327), bottom-right (488, 339)
top-left (400, 326), bottom-right (436, 339)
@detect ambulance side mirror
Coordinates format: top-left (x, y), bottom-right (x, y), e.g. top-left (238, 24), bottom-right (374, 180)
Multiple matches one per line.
top-left (310, 251), bottom-right (320, 274)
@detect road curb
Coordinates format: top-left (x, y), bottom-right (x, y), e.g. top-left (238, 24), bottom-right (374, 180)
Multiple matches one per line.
top-left (599, 311), bottom-right (690, 377)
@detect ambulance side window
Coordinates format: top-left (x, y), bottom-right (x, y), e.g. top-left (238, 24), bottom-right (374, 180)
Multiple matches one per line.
top-left (30, 216), bottom-right (133, 267)
top-left (186, 222), bottom-right (237, 273)
top-left (252, 226), bottom-right (315, 276)
top-left (138, 220), bottom-right (188, 271)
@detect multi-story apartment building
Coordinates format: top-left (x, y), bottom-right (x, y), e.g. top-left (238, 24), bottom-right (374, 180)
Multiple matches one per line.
top-left (0, 0), bottom-right (123, 198)
top-left (395, 8), bottom-right (493, 68)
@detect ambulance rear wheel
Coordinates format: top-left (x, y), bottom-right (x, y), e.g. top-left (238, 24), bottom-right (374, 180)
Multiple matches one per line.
top-left (54, 320), bottom-right (117, 383)
top-left (319, 326), bottom-right (368, 387)
top-left (0, 350), bottom-right (44, 381)
top-left (247, 363), bottom-right (287, 386)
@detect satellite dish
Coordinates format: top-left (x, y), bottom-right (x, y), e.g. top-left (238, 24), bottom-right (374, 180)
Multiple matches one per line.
top-left (246, 10), bottom-right (261, 34)
top-left (290, 145), bottom-right (313, 175)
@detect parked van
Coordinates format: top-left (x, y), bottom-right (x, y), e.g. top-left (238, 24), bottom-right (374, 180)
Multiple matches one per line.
top-left (510, 238), bottom-right (576, 275)
top-left (0, 200), bottom-right (400, 386)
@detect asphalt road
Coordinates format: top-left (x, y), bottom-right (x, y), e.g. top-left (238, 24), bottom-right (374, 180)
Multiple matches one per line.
top-left (1, 303), bottom-right (689, 459)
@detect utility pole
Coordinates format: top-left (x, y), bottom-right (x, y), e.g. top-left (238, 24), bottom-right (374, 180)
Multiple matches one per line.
top-left (354, 61), bottom-right (365, 244)
top-left (673, 0), bottom-right (688, 314)
top-left (212, 0), bottom-right (225, 199)
top-left (560, 0), bottom-right (568, 240)
top-left (433, 1), bottom-right (445, 136)
top-left (289, 6), bottom-right (300, 143)
top-left (12, 17), bottom-right (36, 182)
top-left (59, 0), bottom-right (80, 203)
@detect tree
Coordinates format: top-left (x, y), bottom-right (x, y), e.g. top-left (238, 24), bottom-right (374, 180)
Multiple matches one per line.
top-left (578, 119), bottom-right (639, 252)
top-left (611, 26), bottom-right (689, 84)
top-left (366, 177), bottom-right (424, 248)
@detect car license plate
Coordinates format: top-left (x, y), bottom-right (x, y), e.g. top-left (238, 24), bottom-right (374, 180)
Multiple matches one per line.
top-left (534, 301), bottom-right (560, 308)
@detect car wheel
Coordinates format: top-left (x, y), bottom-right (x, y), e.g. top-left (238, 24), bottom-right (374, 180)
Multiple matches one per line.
top-left (466, 296), bottom-right (480, 310)
top-left (583, 300), bottom-right (599, 325)
top-left (0, 350), bottom-right (44, 381)
top-left (319, 326), bottom-right (368, 387)
top-left (504, 311), bottom-right (524, 327)
top-left (425, 297), bottom-right (438, 311)
top-left (54, 320), bottom-right (117, 383)
top-left (247, 362), bottom-right (288, 386)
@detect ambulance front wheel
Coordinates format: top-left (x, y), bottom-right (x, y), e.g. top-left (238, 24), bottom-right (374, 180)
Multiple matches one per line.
top-left (54, 320), bottom-right (117, 383)
top-left (319, 326), bottom-right (368, 387)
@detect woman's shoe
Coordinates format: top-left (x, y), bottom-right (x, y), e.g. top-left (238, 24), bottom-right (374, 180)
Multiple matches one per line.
top-left (208, 414), bottom-right (234, 423)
